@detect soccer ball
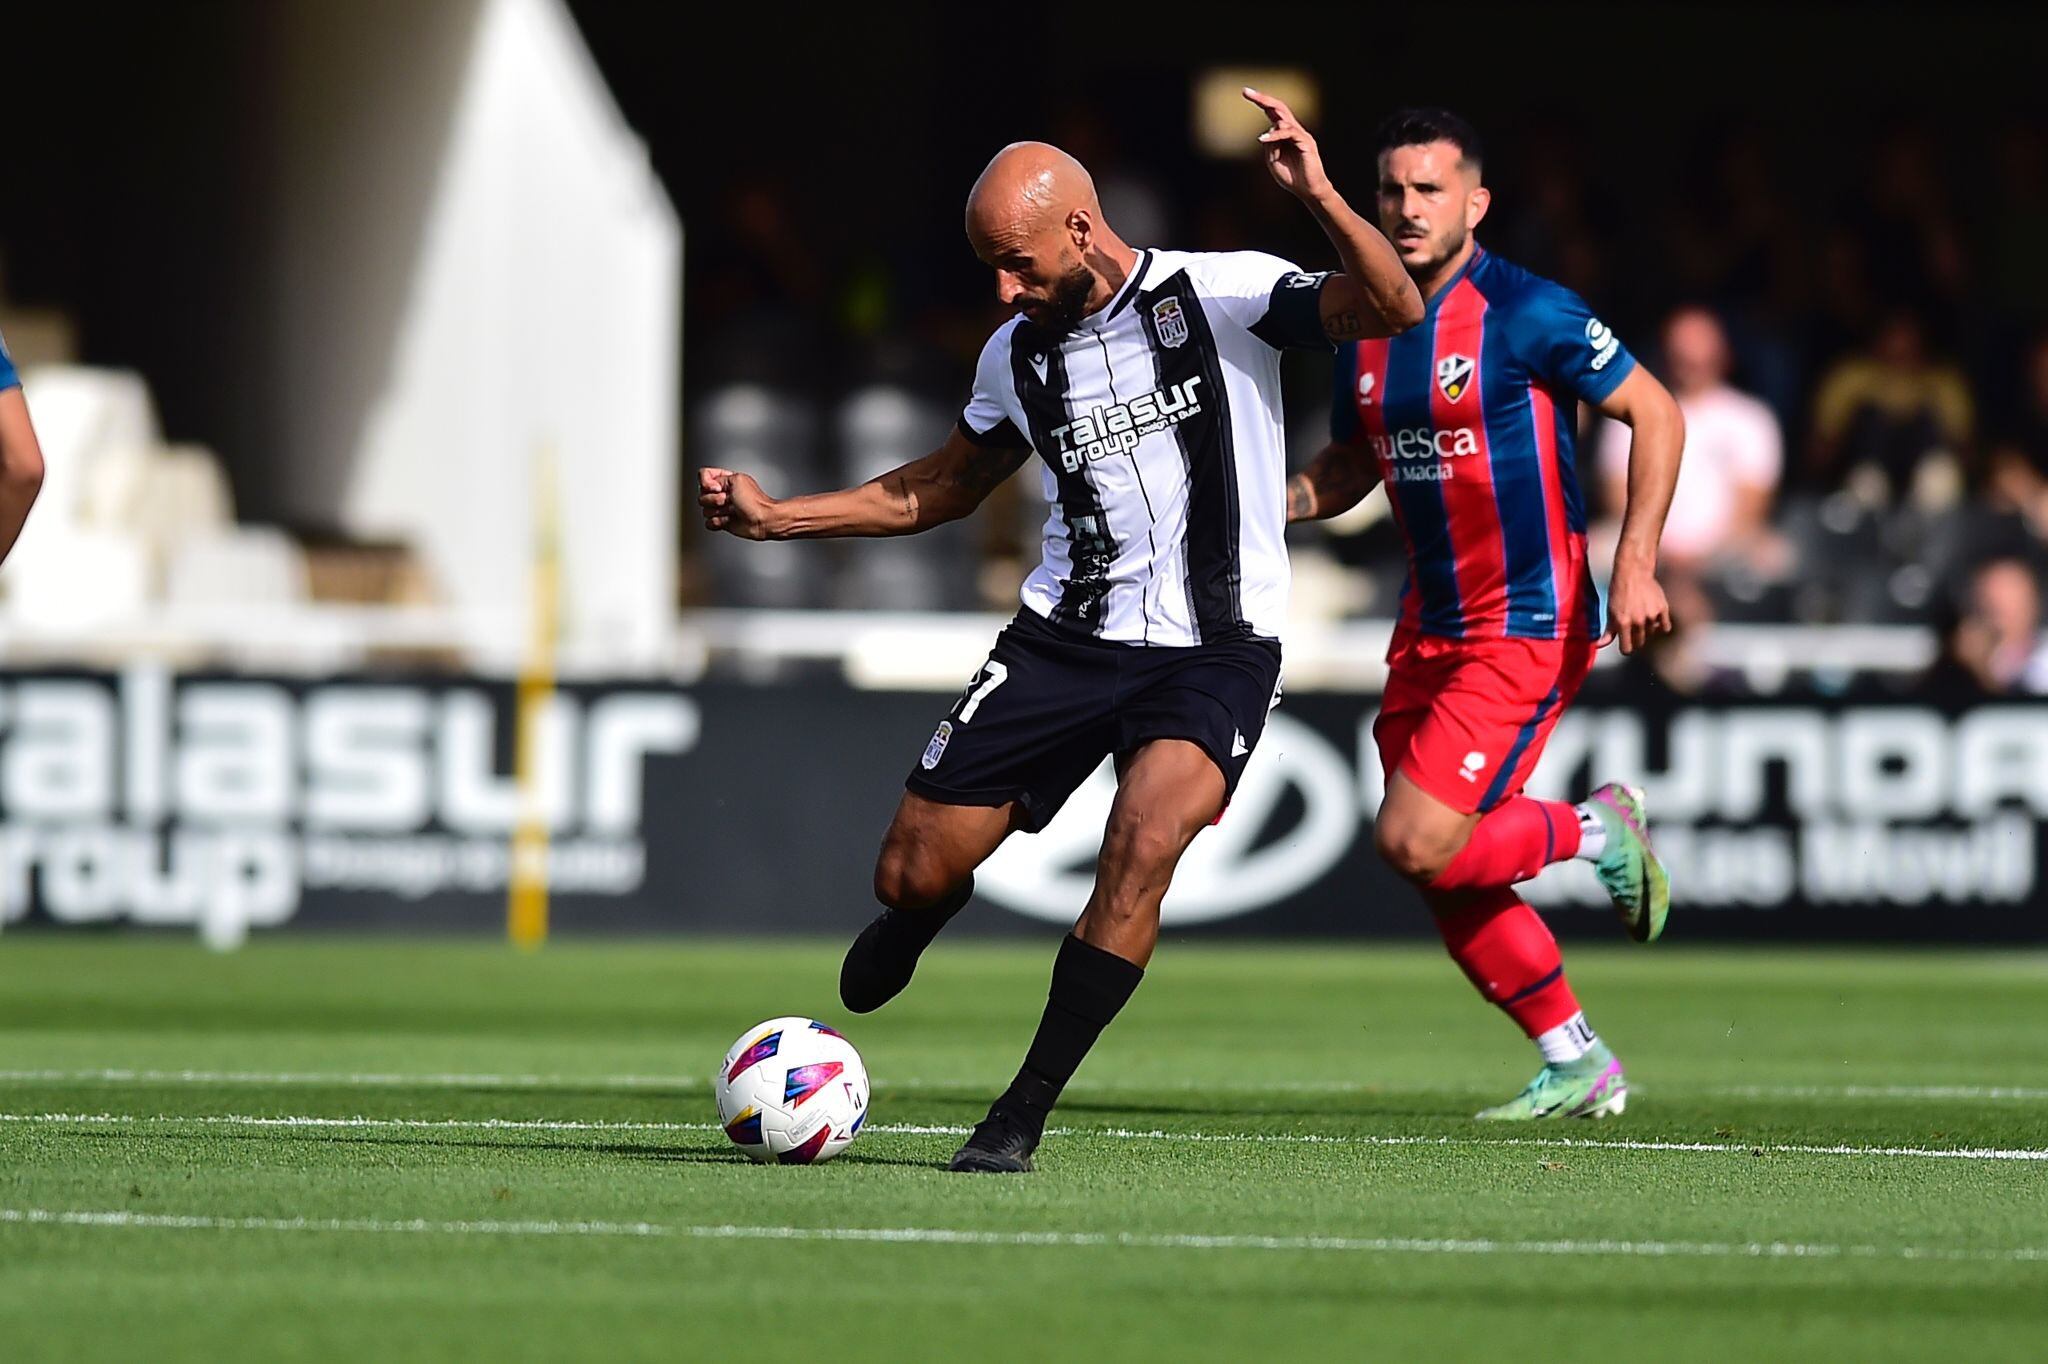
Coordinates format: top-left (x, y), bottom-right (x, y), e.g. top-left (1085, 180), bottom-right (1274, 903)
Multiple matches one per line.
top-left (714, 1016), bottom-right (870, 1165)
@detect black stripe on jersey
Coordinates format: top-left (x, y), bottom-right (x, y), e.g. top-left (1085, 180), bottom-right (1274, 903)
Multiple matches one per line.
top-left (1009, 322), bottom-right (1116, 635)
top-left (1104, 249), bottom-right (1151, 321)
top-left (1094, 327), bottom-right (1161, 645)
top-left (1139, 270), bottom-right (1246, 642)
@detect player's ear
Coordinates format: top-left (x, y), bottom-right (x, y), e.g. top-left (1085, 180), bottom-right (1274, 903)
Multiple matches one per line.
top-left (1466, 185), bottom-right (1491, 232)
top-left (1065, 207), bottom-right (1094, 252)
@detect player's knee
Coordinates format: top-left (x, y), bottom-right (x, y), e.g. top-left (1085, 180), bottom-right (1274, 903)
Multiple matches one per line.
top-left (1099, 812), bottom-right (1188, 885)
top-left (1373, 816), bottom-right (1454, 885)
top-left (871, 843), bottom-right (956, 912)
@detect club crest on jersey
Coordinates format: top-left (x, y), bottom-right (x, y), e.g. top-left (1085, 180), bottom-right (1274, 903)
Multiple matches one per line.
top-left (1436, 353), bottom-right (1475, 403)
top-left (1151, 297), bottom-right (1189, 349)
top-left (921, 720), bottom-right (954, 771)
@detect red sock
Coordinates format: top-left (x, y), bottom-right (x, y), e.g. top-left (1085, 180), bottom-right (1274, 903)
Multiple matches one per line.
top-left (1429, 887), bottom-right (1581, 1037)
top-left (1430, 797), bottom-right (1581, 890)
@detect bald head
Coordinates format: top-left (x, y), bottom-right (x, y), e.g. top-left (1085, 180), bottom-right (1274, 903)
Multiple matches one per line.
top-left (966, 142), bottom-right (1100, 238)
top-left (965, 142), bottom-right (1131, 332)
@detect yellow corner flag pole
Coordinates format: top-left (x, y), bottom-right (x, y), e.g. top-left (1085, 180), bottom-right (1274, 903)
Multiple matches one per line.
top-left (509, 444), bottom-right (561, 950)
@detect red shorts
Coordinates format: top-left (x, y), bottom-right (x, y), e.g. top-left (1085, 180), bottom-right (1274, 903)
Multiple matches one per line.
top-left (1374, 628), bottom-right (1597, 815)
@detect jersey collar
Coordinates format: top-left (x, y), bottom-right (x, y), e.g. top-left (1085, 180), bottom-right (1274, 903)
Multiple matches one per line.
top-left (1422, 245), bottom-right (1483, 316)
top-left (1081, 249), bottom-right (1151, 331)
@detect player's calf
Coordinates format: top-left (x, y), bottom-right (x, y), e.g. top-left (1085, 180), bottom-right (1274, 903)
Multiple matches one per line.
top-left (950, 740), bottom-right (1214, 1173)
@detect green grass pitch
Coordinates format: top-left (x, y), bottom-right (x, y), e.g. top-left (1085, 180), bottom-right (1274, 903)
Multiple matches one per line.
top-left (0, 937), bottom-right (2043, 1361)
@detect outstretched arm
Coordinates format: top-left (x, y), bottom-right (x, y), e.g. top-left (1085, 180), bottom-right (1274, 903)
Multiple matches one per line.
top-left (1244, 87), bottom-right (1423, 341)
top-left (699, 424), bottom-right (1032, 541)
top-left (0, 389), bottom-right (44, 567)
top-left (1286, 439), bottom-right (1382, 523)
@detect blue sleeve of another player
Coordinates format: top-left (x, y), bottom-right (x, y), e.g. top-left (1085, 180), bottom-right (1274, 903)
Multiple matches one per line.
top-left (0, 329), bottom-right (18, 392)
top-left (1506, 283), bottom-right (1634, 405)
top-left (1329, 343), bottom-right (1360, 443)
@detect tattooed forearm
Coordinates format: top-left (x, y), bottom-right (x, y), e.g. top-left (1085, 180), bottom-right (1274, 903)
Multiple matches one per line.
top-left (1323, 309), bottom-right (1366, 341)
top-left (1290, 444), bottom-right (1378, 522)
top-left (1286, 473), bottom-right (1318, 523)
top-left (947, 444), bottom-right (1032, 498)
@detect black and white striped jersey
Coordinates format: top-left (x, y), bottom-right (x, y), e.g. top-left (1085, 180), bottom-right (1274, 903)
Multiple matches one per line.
top-left (958, 249), bottom-right (1332, 646)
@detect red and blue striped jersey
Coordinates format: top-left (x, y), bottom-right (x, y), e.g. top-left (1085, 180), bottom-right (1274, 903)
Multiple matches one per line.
top-left (1332, 248), bottom-right (1633, 641)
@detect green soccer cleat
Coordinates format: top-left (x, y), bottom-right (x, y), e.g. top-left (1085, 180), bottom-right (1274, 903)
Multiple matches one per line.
top-left (1584, 782), bottom-right (1669, 944)
top-left (1475, 1045), bottom-right (1627, 1121)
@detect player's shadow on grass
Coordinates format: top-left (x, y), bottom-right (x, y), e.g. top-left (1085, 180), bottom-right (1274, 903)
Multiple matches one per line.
top-left (883, 1085), bottom-right (1452, 1123)
top-left (590, 1142), bottom-right (936, 1170)
top-left (49, 1127), bottom-right (935, 1170)
top-left (1038, 1096), bottom-right (1453, 1122)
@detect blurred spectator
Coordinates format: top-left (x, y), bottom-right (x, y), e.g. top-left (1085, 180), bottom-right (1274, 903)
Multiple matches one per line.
top-left (1497, 125), bottom-right (1605, 301)
top-left (1914, 603), bottom-right (1999, 704)
top-left (1987, 125), bottom-right (2048, 329)
top-left (1844, 125), bottom-right (1969, 319)
top-left (1964, 556), bottom-right (2048, 694)
top-left (1807, 310), bottom-right (1972, 509)
top-left (692, 176), bottom-right (832, 385)
top-left (1049, 111), bottom-right (1172, 251)
top-left (1596, 307), bottom-right (1786, 578)
top-left (1984, 333), bottom-right (2048, 536)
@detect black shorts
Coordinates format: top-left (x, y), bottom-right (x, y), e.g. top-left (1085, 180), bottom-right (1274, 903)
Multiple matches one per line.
top-left (903, 610), bottom-right (1283, 832)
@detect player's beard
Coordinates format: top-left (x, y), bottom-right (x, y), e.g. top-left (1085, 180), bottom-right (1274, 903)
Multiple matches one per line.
top-left (1032, 262), bottom-right (1097, 334)
top-left (1405, 224), bottom-right (1468, 282)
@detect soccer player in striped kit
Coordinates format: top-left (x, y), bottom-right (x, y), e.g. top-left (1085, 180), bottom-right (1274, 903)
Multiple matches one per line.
top-left (702, 100), bottom-right (1422, 1169)
top-left (1283, 106), bottom-right (1684, 1120)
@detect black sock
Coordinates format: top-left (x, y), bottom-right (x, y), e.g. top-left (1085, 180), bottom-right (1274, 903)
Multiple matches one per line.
top-left (878, 876), bottom-right (973, 951)
top-left (998, 934), bottom-right (1144, 1126)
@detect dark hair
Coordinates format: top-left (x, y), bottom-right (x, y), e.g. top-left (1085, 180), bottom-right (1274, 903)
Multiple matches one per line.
top-left (1374, 108), bottom-right (1484, 175)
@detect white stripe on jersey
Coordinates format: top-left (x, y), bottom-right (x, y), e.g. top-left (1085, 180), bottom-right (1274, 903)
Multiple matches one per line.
top-left (959, 248), bottom-right (1330, 645)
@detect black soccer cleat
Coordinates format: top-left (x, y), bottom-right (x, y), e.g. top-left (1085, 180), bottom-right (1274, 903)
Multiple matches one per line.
top-left (946, 1105), bottom-right (1042, 1174)
top-left (838, 910), bottom-right (931, 1014)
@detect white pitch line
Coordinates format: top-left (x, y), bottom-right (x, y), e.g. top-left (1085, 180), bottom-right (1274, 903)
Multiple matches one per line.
top-left (1707, 1084), bottom-right (2048, 1102)
top-left (1, 1208), bottom-right (2043, 1264)
top-left (0, 1208), bottom-right (670, 1238)
top-left (4, 1112), bottom-right (2044, 1163)
top-left (0, 1069), bottom-right (703, 1091)
top-left (6, 1070), bottom-right (2048, 1104)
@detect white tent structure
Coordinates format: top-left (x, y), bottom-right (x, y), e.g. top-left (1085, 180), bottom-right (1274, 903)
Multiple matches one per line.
top-left (336, 0), bottom-right (681, 670)
top-left (3, 0), bottom-right (680, 674)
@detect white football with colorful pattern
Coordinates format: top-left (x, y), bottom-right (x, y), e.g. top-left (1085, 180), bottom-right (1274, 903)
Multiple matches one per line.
top-left (713, 1016), bottom-right (870, 1165)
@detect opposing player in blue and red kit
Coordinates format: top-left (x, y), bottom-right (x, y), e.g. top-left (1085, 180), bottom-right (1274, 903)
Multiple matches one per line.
top-left (0, 329), bottom-right (44, 570)
top-left (1274, 104), bottom-right (1683, 1120)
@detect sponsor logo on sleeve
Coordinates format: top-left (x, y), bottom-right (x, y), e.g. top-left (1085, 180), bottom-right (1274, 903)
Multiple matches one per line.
top-left (1586, 318), bottom-right (1622, 371)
